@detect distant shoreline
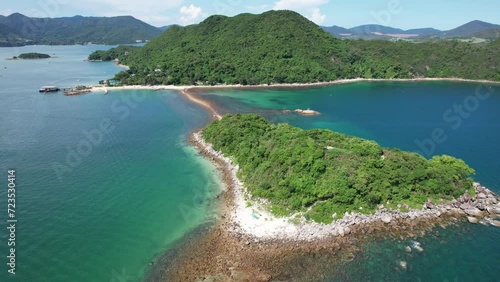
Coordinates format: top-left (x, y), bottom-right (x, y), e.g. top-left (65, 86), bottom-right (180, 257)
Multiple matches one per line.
top-left (90, 77), bottom-right (500, 94)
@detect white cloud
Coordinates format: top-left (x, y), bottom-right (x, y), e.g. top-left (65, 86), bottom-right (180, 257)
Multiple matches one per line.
top-left (273, 0), bottom-right (328, 10)
top-left (179, 4), bottom-right (203, 25)
top-left (308, 8), bottom-right (326, 24)
top-left (0, 9), bottom-right (15, 16)
top-left (245, 5), bottom-right (271, 12)
top-left (68, 0), bottom-right (184, 26)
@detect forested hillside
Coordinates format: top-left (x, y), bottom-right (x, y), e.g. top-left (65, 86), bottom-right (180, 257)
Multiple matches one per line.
top-left (90, 10), bottom-right (500, 85)
top-left (0, 13), bottom-right (162, 46)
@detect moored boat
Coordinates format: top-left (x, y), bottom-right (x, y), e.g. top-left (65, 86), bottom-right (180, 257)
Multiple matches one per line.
top-left (39, 86), bottom-right (60, 93)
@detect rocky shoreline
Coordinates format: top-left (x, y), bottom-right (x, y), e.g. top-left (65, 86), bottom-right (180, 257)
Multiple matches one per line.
top-left (191, 132), bottom-right (500, 242)
top-left (154, 131), bottom-right (500, 281)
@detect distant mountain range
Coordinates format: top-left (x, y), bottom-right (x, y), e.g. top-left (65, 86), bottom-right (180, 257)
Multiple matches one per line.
top-left (0, 12), bottom-right (498, 47)
top-left (0, 13), bottom-right (163, 46)
top-left (321, 20), bottom-right (500, 40)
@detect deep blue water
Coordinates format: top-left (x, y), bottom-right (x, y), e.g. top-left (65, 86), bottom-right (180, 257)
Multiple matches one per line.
top-left (199, 82), bottom-right (500, 281)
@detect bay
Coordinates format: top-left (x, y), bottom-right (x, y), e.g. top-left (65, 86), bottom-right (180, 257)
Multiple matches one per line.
top-left (198, 82), bottom-right (500, 281)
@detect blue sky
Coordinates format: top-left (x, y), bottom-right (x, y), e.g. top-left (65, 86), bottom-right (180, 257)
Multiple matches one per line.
top-left (0, 0), bottom-right (498, 29)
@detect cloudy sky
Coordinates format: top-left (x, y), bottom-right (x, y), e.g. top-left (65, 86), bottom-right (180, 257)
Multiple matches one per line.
top-left (1, 0), bottom-right (499, 29)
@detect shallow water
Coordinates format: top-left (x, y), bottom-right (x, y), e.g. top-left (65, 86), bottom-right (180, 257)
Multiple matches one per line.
top-left (0, 45), bottom-right (221, 281)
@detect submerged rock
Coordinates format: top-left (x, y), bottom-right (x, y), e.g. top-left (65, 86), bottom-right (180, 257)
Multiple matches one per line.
top-left (400, 261), bottom-right (407, 270)
top-left (405, 246), bottom-right (412, 253)
top-left (490, 220), bottom-right (500, 227)
top-left (467, 216), bottom-right (479, 224)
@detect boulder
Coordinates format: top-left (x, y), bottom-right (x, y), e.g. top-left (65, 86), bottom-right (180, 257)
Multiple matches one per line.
top-left (477, 193), bottom-right (487, 199)
top-left (331, 228), bottom-right (339, 237)
top-left (344, 226), bottom-right (351, 235)
top-left (445, 205), bottom-right (452, 210)
top-left (425, 200), bottom-right (434, 209)
top-left (400, 261), bottom-right (407, 270)
top-left (464, 208), bottom-right (482, 217)
top-left (486, 197), bottom-right (498, 205)
top-left (338, 227), bottom-right (345, 237)
top-left (467, 216), bottom-right (479, 224)
top-left (405, 246), bottom-right (412, 253)
top-left (463, 192), bottom-right (471, 202)
top-left (486, 206), bottom-right (500, 215)
top-left (381, 215), bottom-right (392, 223)
top-left (414, 245), bottom-right (424, 252)
top-left (490, 220), bottom-right (500, 227)
top-left (460, 203), bottom-right (472, 210)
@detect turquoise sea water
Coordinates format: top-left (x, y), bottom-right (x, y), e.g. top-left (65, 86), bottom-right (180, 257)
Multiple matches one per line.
top-left (199, 84), bottom-right (500, 281)
top-left (1, 45), bottom-right (499, 281)
top-left (0, 46), bottom-right (221, 281)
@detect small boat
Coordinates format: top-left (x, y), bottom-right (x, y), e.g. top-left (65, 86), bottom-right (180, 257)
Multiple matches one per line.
top-left (103, 88), bottom-right (108, 95)
top-left (39, 86), bottom-right (60, 93)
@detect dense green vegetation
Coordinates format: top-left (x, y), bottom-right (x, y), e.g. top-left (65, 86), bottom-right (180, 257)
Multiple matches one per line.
top-left (347, 39), bottom-right (500, 80)
top-left (93, 10), bottom-right (500, 85)
top-left (15, 52), bottom-right (51, 59)
top-left (0, 13), bottom-right (161, 46)
top-left (88, 45), bottom-right (140, 61)
top-left (202, 114), bottom-right (475, 223)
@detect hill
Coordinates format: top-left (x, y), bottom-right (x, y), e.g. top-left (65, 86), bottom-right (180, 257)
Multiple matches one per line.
top-left (321, 25), bottom-right (352, 37)
top-left (96, 11), bottom-right (500, 85)
top-left (469, 28), bottom-right (500, 39)
top-left (439, 20), bottom-right (500, 38)
top-left (0, 13), bottom-right (162, 45)
top-left (321, 21), bottom-right (500, 40)
top-left (202, 114), bottom-right (475, 223)
top-left (322, 24), bottom-right (442, 39)
top-left (116, 10), bottom-right (351, 85)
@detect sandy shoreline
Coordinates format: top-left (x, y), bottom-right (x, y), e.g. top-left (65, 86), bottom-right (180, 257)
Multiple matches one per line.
top-left (90, 77), bottom-right (500, 94)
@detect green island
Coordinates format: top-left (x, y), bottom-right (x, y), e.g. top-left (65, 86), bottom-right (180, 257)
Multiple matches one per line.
top-left (88, 10), bottom-right (500, 85)
top-left (202, 114), bottom-right (475, 223)
top-left (13, 52), bottom-right (51, 59)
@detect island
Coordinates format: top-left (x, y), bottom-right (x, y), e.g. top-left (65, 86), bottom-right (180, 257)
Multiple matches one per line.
top-left (11, 52), bottom-right (51, 60)
top-left (162, 113), bottom-right (500, 281)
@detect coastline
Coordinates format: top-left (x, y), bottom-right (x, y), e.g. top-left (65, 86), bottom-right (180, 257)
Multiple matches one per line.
top-left (191, 131), bottom-right (500, 242)
top-left (155, 82), bottom-right (500, 280)
top-left (90, 77), bottom-right (500, 94)
top-left (159, 130), bottom-right (500, 281)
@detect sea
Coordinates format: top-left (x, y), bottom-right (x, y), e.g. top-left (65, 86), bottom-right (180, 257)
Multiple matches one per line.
top-left (0, 45), bottom-right (499, 281)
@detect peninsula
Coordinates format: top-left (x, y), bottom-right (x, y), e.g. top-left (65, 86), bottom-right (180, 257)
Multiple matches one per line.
top-left (159, 112), bottom-right (500, 281)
